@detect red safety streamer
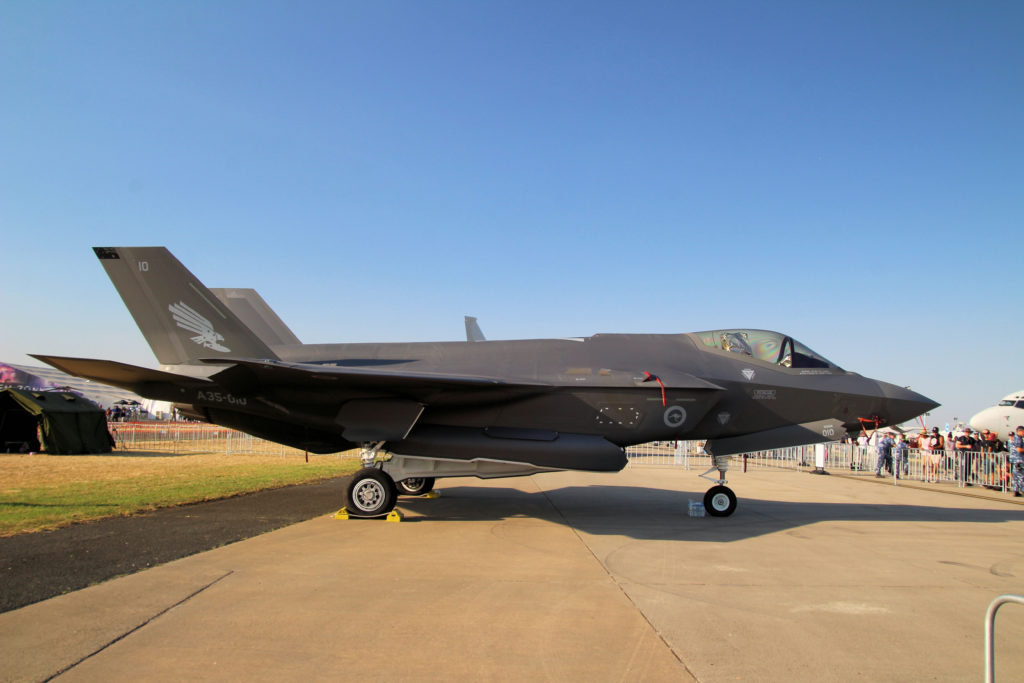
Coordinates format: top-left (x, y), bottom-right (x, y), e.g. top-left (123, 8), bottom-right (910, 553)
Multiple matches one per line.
top-left (643, 371), bottom-right (667, 406)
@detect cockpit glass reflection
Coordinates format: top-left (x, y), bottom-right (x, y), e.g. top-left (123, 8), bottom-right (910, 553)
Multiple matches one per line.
top-left (695, 329), bottom-right (837, 369)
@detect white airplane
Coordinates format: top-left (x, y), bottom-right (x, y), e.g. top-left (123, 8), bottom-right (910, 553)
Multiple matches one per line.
top-left (969, 391), bottom-right (1024, 438)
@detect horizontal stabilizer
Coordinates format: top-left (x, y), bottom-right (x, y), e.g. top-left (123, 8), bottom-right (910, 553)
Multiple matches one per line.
top-left (30, 355), bottom-right (209, 398)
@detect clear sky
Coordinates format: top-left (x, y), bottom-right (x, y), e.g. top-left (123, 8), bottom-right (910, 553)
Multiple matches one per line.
top-left (2, 1), bottom-right (1021, 431)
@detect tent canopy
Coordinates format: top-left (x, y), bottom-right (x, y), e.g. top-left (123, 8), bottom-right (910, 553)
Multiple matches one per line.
top-left (0, 388), bottom-right (114, 454)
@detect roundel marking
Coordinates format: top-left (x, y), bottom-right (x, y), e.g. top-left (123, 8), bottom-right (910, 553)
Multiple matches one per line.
top-left (664, 405), bottom-right (687, 428)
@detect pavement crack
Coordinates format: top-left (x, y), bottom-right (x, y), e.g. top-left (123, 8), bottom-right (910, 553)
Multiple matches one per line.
top-left (44, 570), bottom-right (234, 682)
top-left (533, 481), bottom-right (699, 681)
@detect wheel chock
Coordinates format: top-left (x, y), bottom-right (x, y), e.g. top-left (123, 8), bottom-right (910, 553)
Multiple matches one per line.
top-left (424, 491), bottom-right (440, 499)
top-left (386, 510), bottom-right (404, 523)
top-left (332, 507), bottom-right (350, 520)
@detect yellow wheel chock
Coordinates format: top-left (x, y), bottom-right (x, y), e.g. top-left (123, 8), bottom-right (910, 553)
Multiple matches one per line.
top-left (424, 490), bottom-right (441, 499)
top-left (332, 507), bottom-right (403, 521)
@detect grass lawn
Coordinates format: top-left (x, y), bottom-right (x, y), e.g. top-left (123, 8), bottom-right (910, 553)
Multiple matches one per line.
top-left (0, 451), bottom-right (361, 536)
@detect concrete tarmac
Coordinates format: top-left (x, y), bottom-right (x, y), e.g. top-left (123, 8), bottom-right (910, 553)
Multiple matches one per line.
top-left (3, 467), bottom-right (1024, 682)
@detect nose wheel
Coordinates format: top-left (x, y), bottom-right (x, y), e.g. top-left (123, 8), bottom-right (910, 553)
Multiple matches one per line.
top-left (703, 485), bottom-right (737, 517)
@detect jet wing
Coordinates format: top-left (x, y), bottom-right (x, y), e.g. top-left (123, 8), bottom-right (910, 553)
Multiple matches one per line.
top-left (201, 357), bottom-right (551, 398)
top-left (202, 357), bottom-right (725, 397)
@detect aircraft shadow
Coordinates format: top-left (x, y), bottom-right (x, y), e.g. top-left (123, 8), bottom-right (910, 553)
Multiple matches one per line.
top-left (397, 483), bottom-right (1024, 543)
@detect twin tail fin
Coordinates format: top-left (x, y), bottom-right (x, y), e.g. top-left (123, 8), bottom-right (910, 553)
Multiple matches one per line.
top-left (93, 247), bottom-right (278, 366)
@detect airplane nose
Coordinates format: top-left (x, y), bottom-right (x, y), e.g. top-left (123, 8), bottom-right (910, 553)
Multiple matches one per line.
top-left (877, 381), bottom-right (939, 425)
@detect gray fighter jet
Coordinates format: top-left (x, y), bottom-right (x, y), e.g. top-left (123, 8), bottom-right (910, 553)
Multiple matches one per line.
top-left (34, 247), bottom-right (937, 518)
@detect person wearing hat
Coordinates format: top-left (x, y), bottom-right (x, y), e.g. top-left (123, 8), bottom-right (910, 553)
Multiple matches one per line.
top-left (1009, 425), bottom-right (1024, 497)
top-left (955, 428), bottom-right (979, 486)
top-left (925, 428), bottom-right (942, 482)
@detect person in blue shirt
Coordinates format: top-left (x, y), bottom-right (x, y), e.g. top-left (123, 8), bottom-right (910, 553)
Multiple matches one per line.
top-left (1009, 425), bottom-right (1024, 497)
top-left (875, 433), bottom-right (895, 477)
top-left (893, 434), bottom-right (909, 480)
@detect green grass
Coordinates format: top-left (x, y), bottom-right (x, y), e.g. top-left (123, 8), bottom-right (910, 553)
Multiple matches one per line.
top-left (0, 458), bottom-right (361, 536)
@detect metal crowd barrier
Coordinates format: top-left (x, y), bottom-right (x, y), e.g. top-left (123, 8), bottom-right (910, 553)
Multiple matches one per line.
top-left (625, 442), bottom-right (815, 471)
top-left (626, 441), bottom-right (1017, 493)
top-left (107, 421), bottom-right (355, 458)
top-left (824, 444), bottom-right (1015, 492)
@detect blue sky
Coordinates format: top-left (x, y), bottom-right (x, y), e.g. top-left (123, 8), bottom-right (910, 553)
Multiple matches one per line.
top-left (2, 1), bottom-right (1021, 430)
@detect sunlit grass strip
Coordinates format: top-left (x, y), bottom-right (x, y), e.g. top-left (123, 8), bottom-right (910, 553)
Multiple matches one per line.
top-left (0, 458), bottom-right (361, 537)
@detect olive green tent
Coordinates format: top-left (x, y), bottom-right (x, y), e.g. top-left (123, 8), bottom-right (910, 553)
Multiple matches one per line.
top-left (0, 388), bottom-right (115, 454)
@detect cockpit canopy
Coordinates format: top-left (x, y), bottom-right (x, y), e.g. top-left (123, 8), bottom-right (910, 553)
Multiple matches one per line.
top-left (694, 329), bottom-right (838, 369)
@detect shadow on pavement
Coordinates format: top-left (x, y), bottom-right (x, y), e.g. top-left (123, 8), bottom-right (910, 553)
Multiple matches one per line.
top-left (4, 475), bottom-right (1023, 614)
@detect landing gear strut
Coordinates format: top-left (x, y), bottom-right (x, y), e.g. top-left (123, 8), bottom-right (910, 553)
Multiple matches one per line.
top-left (700, 454), bottom-right (738, 517)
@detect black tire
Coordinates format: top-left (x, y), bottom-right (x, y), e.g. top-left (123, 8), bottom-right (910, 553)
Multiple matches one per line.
top-left (703, 485), bottom-right (737, 517)
top-left (345, 469), bottom-right (397, 518)
top-left (396, 477), bottom-right (435, 496)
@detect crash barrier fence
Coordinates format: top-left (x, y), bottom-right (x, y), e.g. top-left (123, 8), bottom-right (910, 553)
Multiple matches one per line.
top-left (108, 421), bottom-right (357, 458)
top-left (626, 441), bottom-right (1021, 492)
top-left (625, 441), bottom-right (818, 471)
top-left (826, 443), bottom-right (1020, 492)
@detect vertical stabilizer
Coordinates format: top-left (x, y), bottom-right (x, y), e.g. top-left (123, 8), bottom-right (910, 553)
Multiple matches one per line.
top-left (211, 288), bottom-right (302, 346)
top-left (465, 316), bottom-right (486, 342)
top-left (93, 247), bottom-right (277, 365)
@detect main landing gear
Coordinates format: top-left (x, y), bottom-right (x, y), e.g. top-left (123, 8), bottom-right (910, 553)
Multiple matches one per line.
top-left (395, 476), bottom-right (435, 496)
top-left (344, 443), bottom-right (437, 518)
top-left (345, 468), bottom-right (398, 518)
top-left (700, 454), bottom-right (738, 517)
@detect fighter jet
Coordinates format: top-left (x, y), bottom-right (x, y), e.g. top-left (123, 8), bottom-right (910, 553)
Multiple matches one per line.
top-left (34, 247), bottom-right (937, 518)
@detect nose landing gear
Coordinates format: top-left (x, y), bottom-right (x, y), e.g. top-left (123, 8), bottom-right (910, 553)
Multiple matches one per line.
top-left (700, 454), bottom-right (738, 517)
top-left (703, 485), bottom-right (737, 516)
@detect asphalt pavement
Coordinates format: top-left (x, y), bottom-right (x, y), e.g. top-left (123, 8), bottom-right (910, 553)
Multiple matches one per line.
top-left (3, 466), bottom-right (1024, 682)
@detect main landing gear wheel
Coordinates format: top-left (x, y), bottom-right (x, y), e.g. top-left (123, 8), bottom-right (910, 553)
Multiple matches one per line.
top-left (396, 477), bottom-right (435, 496)
top-left (345, 469), bottom-right (398, 518)
top-left (704, 485), bottom-right (737, 517)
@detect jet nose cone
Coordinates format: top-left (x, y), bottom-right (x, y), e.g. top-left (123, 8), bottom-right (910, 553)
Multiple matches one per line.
top-left (878, 382), bottom-right (939, 425)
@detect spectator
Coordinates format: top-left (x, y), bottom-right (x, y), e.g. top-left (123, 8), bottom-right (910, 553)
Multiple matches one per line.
top-left (980, 429), bottom-right (999, 487)
top-left (919, 430), bottom-right (932, 481)
top-left (925, 428), bottom-right (943, 482)
top-left (956, 428), bottom-right (979, 486)
top-left (856, 432), bottom-right (869, 470)
top-left (875, 432), bottom-right (895, 478)
top-left (894, 434), bottom-right (909, 480)
top-left (1009, 425), bottom-right (1024, 498)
